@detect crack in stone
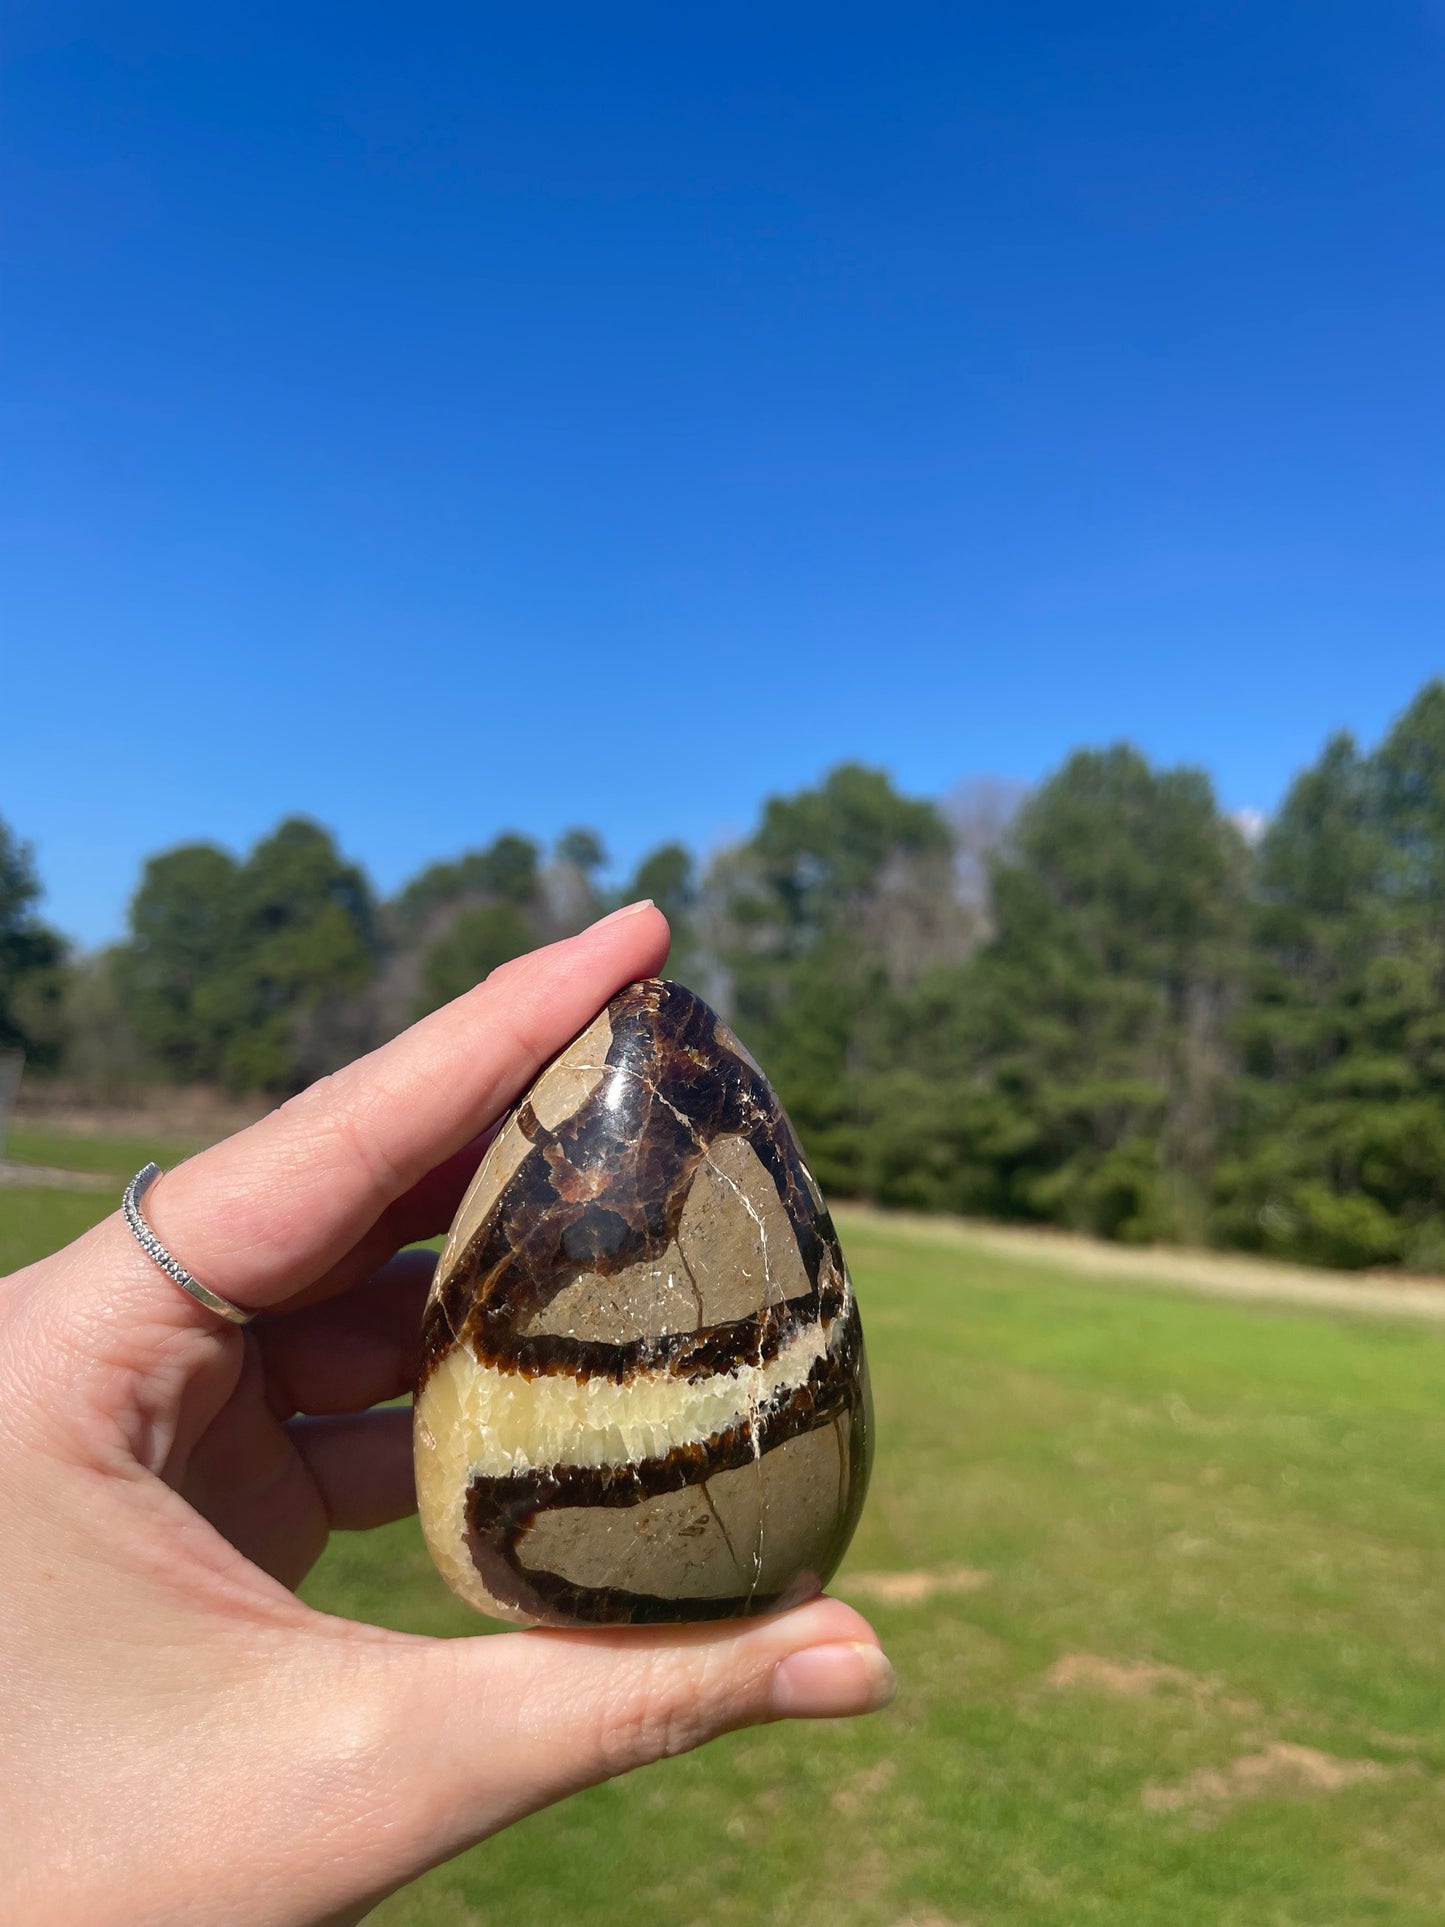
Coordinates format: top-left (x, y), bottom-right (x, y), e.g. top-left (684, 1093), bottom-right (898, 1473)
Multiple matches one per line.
top-left (698, 1478), bottom-right (744, 1580)
top-left (674, 1241), bottom-right (708, 1329)
top-left (588, 1060), bottom-right (705, 1140)
top-left (701, 1142), bottom-right (772, 1606)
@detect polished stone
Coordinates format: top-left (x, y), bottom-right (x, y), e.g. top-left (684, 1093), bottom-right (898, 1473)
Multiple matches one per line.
top-left (414, 978), bottom-right (872, 1628)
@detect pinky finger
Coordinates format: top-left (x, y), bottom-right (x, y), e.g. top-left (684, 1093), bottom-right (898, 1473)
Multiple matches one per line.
top-left (289, 1407), bottom-right (416, 1532)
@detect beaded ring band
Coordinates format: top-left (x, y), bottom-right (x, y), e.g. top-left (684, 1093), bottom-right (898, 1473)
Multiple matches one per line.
top-left (121, 1163), bottom-right (254, 1327)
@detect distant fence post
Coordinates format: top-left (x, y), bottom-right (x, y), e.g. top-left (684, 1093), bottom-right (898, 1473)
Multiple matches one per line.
top-left (0, 1048), bottom-right (24, 1162)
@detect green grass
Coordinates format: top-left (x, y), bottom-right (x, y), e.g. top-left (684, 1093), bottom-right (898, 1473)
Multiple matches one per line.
top-left (7, 1146), bottom-right (1445, 1923)
top-left (3, 1123), bottom-right (207, 1177)
top-left (0, 1125), bottom-right (207, 1274)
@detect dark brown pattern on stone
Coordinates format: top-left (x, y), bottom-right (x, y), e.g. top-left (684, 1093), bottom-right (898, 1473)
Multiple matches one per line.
top-left (416, 979), bottom-right (872, 1628)
top-left (420, 981), bottom-right (838, 1385)
top-left (464, 1302), bottom-right (868, 1623)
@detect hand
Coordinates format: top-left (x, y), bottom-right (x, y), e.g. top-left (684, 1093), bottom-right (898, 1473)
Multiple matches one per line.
top-left (0, 905), bottom-right (893, 1927)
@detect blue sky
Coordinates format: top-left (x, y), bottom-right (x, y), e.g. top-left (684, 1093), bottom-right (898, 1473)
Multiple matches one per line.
top-left (6, 3), bottom-right (1443, 945)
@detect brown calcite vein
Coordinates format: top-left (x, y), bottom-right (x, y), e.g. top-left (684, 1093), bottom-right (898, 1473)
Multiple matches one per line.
top-left (413, 978), bottom-right (873, 1628)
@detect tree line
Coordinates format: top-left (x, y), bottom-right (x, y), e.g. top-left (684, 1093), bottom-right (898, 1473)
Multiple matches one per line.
top-left (5, 677), bottom-right (1445, 1273)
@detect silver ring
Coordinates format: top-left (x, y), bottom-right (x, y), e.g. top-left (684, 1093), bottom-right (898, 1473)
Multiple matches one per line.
top-left (122, 1164), bottom-right (254, 1327)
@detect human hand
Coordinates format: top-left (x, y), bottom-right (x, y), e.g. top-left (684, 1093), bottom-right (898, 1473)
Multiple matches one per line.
top-left (0, 905), bottom-right (893, 1927)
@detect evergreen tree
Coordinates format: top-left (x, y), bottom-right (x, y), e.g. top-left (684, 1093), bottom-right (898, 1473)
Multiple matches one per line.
top-left (0, 816), bottom-right (67, 1067)
top-left (388, 834), bottom-right (540, 937)
top-left (415, 903), bottom-right (536, 1016)
top-left (936, 747), bottom-right (1248, 1240)
top-left (215, 819), bottom-right (377, 1090)
top-left (1220, 684), bottom-right (1445, 1267)
top-left (628, 842), bottom-right (699, 984)
top-left (72, 672), bottom-right (1445, 1273)
top-left (115, 819), bottom-right (376, 1092)
top-left (723, 764), bottom-right (958, 1191)
top-left (114, 844), bottom-right (240, 1081)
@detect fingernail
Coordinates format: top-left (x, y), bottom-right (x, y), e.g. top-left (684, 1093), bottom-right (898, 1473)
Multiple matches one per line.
top-left (771, 1642), bottom-right (897, 1719)
top-left (591, 898), bottom-right (654, 929)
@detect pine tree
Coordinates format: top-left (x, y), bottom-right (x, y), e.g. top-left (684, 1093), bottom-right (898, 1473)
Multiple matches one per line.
top-left (1221, 684), bottom-right (1445, 1267)
top-left (0, 816), bottom-right (67, 1068)
top-left (934, 747), bottom-right (1247, 1240)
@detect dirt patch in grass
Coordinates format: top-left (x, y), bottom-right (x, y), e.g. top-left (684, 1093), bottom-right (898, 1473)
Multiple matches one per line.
top-left (1144, 1741), bottom-right (1400, 1811)
top-left (841, 1567), bottom-right (990, 1604)
top-left (1046, 1653), bottom-right (1203, 1698)
top-left (1045, 1650), bottom-right (1258, 1717)
top-left (831, 1758), bottom-right (898, 1815)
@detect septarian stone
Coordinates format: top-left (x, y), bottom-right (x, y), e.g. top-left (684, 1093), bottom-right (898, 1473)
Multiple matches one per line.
top-left (413, 978), bottom-right (872, 1628)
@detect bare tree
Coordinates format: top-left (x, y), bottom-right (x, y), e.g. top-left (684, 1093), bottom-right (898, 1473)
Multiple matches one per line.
top-left (941, 775), bottom-right (1029, 915)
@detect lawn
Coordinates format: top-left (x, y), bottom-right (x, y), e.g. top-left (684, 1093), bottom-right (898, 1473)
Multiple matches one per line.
top-left (6, 1143), bottom-right (1445, 1924)
top-left (2, 1122), bottom-right (209, 1176)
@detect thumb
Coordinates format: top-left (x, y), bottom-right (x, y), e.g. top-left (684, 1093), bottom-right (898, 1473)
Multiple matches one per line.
top-left (363, 1598), bottom-right (895, 1894)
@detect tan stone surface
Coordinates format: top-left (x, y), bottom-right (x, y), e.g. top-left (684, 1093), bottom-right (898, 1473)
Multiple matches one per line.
top-left (679, 1134), bottom-right (807, 1324)
top-left (519, 1460), bottom-right (760, 1600)
top-left (517, 1133), bottom-right (811, 1342)
top-left (528, 1008), bottom-right (613, 1131)
top-left (754, 1419), bottom-right (848, 1593)
top-left (432, 1106), bottom-right (532, 1291)
top-left (516, 1247), bottom-right (703, 1342)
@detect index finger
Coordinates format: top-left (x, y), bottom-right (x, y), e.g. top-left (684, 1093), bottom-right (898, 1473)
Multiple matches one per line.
top-left (101, 902), bottom-right (669, 1324)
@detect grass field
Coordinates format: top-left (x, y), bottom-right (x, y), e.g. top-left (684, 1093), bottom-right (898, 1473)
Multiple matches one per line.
top-left (6, 1132), bottom-right (1445, 1924)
